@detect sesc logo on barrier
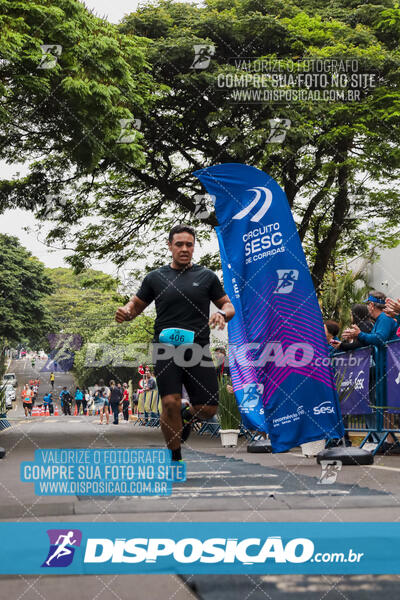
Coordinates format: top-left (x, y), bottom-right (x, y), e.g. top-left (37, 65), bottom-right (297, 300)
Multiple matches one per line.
top-left (83, 536), bottom-right (314, 565)
top-left (42, 529), bottom-right (82, 568)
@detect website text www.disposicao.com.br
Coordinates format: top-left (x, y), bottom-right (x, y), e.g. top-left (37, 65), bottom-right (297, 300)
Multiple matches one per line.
top-left (82, 536), bottom-right (364, 566)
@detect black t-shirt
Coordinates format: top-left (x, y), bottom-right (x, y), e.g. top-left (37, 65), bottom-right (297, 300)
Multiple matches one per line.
top-left (136, 264), bottom-right (226, 344)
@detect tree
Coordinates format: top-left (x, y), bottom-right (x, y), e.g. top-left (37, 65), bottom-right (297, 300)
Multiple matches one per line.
top-left (319, 265), bottom-right (370, 328)
top-left (0, 234), bottom-right (52, 358)
top-left (72, 316), bottom-right (155, 387)
top-left (0, 0), bottom-right (154, 209)
top-left (42, 267), bottom-right (126, 343)
top-left (1, 0), bottom-right (400, 287)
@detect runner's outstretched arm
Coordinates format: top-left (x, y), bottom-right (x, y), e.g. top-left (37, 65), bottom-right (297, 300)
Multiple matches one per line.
top-left (115, 296), bottom-right (149, 323)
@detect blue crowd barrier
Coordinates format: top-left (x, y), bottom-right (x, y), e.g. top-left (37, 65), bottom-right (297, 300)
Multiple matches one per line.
top-left (334, 339), bottom-right (400, 454)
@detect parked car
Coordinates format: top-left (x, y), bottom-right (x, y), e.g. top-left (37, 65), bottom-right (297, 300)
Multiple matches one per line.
top-left (5, 394), bottom-right (12, 410)
top-left (2, 373), bottom-right (17, 388)
top-left (5, 384), bottom-right (16, 402)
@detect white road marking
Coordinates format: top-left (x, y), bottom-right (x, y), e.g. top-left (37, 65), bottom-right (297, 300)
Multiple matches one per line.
top-left (175, 485), bottom-right (281, 491)
top-left (370, 464), bottom-right (400, 473)
top-left (188, 471), bottom-right (232, 475)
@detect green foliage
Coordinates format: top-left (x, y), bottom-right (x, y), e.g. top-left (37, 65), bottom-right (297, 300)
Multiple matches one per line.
top-left (0, 0), bottom-right (154, 206)
top-left (1, 0), bottom-right (400, 287)
top-left (319, 265), bottom-right (370, 328)
top-left (72, 316), bottom-right (155, 387)
top-left (42, 267), bottom-right (124, 343)
top-left (217, 375), bottom-right (241, 430)
top-left (0, 234), bottom-right (53, 349)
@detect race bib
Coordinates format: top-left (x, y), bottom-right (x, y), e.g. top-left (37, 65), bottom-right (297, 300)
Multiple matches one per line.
top-left (159, 328), bottom-right (195, 346)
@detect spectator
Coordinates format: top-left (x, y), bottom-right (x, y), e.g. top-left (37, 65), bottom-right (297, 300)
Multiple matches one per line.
top-left (132, 388), bottom-right (139, 415)
top-left (143, 368), bottom-right (157, 391)
top-left (86, 388), bottom-right (94, 415)
top-left (385, 297), bottom-right (400, 330)
top-left (74, 387), bottom-right (84, 415)
top-left (331, 305), bottom-right (374, 352)
top-left (60, 386), bottom-right (72, 416)
top-left (120, 382), bottom-right (130, 422)
top-left (214, 347), bottom-right (230, 378)
top-left (82, 388), bottom-right (89, 415)
top-left (43, 392), bottom-right (54, 415)
top-left (343, 291), bottom-right (398, 347)
top-left (98, 387), bottom-right (110, 425)
top-left (324, 320), bottom-right (340, 343)
top-left (98, 378), bottom-right (110, 399)
top-left (109, 379), bottom-right (123, 425)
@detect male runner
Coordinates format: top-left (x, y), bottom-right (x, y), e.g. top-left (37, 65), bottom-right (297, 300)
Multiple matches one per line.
top-left (115, 224), bottom-right (235, 461)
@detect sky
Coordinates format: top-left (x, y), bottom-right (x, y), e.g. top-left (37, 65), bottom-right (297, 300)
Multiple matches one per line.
top-left (81, 0), bottom-right (143, 23)
top-left (0, 0), bottom-right (207, 275)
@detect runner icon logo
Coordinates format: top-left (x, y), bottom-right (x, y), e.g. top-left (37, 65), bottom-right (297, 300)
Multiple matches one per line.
top-left (273, 269), bottom-right (299, 294)
top-left (190, 44), bottom-right (215, 70)
top-left (42, 529), bottom-right (82, 568)
top-left (240, 383), bottom-right (264, 408)
top-left (318, 460), bottom-right (342, 485)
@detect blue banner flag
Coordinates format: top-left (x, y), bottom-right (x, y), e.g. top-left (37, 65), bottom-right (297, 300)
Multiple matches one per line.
top-left (194, 163), bottom-right (344, 451)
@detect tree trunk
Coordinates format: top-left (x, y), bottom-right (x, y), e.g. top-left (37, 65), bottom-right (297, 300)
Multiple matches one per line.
top-left (311, 142), bottom-right (352, 290)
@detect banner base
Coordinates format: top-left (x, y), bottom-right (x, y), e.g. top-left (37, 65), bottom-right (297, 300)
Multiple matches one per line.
top-left (317, 446), bottom-right (373, 466)
top-left (247, 439), bottom-right (273, 453)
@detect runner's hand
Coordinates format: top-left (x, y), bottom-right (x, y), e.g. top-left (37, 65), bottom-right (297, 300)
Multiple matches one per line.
top-left (209, 312), bottom-right (225, 330)
top-left (115, 306), bottom-right (133, 323)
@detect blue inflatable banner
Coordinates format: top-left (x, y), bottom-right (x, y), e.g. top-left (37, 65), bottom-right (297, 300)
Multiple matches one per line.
top-left (194, 163), bottom-right (344, 452)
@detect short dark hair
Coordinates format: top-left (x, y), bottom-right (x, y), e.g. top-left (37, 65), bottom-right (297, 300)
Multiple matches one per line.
top-left (168, 224), bottom-right (196, 243)
top-left (324, 320), bottom-right (340, 337)
top-left (214, 347), bottom-right (226, 355)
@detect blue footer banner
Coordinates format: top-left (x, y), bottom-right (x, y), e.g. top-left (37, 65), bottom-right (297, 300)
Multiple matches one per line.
top-left (0, 522), bottom-right (399, 574)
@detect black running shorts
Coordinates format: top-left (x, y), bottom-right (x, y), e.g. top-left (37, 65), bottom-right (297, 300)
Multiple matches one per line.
top-left (153, 343), bottom-right (219, 406)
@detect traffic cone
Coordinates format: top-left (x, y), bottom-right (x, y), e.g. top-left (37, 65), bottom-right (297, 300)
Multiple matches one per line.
top-left (46, 406), bottom-right (50, 417)
top-left (128, 405), bottom-right (132, 416)
top-left (32, 406), bottom-right (38, 417)
top-left (74, 405), bottom-right (78, 416)
top-left (41, 405), bottom-right (45, 416)
top-left (54, 405), bottom-right (59, 416)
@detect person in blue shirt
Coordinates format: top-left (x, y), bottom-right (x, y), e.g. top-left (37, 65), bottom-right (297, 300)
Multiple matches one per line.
top-left (59, 387), bottom-right (72, 415)
top-left (74, 387), bottom-right (84, 415)
top-left (343, 291), bottom-right (398, 347)
top-left (343, 291), bottom-right (399, 453)
top-left (43, 392), bottom-right (54, 415)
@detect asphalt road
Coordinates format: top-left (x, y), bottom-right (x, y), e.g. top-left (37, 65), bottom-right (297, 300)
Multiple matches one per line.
top-left (2, 359), bottom-right (400, 598)
top-left (6, 356), bottom-right (74, 419)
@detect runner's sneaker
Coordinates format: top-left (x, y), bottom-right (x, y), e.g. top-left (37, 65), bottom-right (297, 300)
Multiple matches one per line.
top-left (181, 406), bottom-right (192, 443)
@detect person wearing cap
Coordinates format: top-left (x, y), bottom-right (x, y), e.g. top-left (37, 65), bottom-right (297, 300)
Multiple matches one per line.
top-left (342, 291), bottom-right (397, 346)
